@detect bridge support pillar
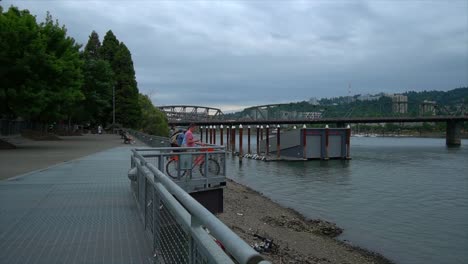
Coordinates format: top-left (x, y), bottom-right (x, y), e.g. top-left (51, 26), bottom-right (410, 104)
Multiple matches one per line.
top-left (446, 121), bottom-right (462, 147)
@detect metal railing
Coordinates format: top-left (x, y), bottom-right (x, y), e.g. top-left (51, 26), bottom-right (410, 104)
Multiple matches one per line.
top-left (130, 149), bottom-right (270, 264)
top-left (126, 129), bottom-right (171, 147)
top-left (0, 119), bottom-right (45, 136)
top-left (135, 146), bottom-right (226, 193)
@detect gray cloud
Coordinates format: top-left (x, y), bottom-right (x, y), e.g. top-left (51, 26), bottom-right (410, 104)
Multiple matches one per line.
top-left (3, 0), bottom-right (467, 112)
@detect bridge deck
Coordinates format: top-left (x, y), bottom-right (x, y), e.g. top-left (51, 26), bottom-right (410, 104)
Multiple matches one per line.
top-left (0, 147), bottom-right (152, 264)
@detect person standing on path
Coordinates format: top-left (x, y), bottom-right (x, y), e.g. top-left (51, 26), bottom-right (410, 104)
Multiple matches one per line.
top-left (181, 123), bottom-right (200, 147)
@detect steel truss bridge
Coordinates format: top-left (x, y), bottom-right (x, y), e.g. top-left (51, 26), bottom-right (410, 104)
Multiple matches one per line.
top-left (160, 102), bottom-right (466, 124)
top-left (168, 116), bottom-right (468, 126)
top-left (159, 105), bottom-right (224, 122)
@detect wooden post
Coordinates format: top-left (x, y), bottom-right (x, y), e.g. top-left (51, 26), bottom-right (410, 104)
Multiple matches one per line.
top-left (209, 125), bottom-right (213, 144)
top-left (303, 125), bottom-right (307, 159)
top-left (346, 125), bottom-right (351, 159)
top-left (256, 125), bottom-right (260, 155)
top-left (260, 125), bottom-right (264, 141)
top-left (324, 124), bottom-right (329, 160)
top-left (200, 126), bottom-right (203, 143)
top-left (213, 126), bottom-right (216, 145)
top-left (231, 126), bottom-right (236, 154)
top-left (247, 126), bottom-right (251, 154)
top-left (276, 125), bottom-right (281, 159)
top-left (220, 125), bottom-right (224, 146)
top-left (239, 124), bottom-right (243, 158)
top-left (205, 126), bottom-right (209, 143)
top-left (266, 125), bottom-right (270, 155)
top-left (226, 126), bottom-right (230, 150)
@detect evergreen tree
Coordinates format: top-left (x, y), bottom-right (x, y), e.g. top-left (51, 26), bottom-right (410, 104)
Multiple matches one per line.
top-left (99, 31), bottom-right (141, 128)
top-left (77, 31), bottom-right (114, 125)
top-left (113, 43), bottom-right (141, 127)
top-left (100, 30), bottom-right (119, 64)
top-left (83, 30), bottom-right (100, 60)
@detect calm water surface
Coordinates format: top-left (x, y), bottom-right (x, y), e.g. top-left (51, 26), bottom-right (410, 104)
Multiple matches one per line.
top-left (224, 137), bottom-right (468, 264)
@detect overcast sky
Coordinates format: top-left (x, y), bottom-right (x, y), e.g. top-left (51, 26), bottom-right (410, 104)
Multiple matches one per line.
top-left (3, 0), bottom-right (468, 112)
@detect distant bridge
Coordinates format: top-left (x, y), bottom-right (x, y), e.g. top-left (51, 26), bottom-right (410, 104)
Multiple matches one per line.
top-left (168, 116), bottom-right (468, 126)
top-left (243, 104), bottom-right (293, 120)
top-left (158, 105), bottom-right (223, 122)
top-left (168, 116), bottom-right (468, 146)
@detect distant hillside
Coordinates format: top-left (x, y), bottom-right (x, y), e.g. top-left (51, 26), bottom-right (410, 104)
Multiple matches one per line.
top-left (226, 87), bottom-right (467, 118)
top-left (404, 87), bottom-right (468, 115)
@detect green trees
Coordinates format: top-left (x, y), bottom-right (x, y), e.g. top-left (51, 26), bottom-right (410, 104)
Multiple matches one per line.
top-left (79, 31), bottom-right (114, 125)
top-left (0, 7), bottom-right (83, 123)
top-left (100, 31), bottom-right (141, 128)
top-left (1, 6), bottom-right (168, 135)
top-left (138, 94), bottom-right (168, 136)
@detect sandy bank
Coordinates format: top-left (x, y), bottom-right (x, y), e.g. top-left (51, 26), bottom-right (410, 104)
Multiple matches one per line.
top-left (218, 179), bottom-right (394, 264)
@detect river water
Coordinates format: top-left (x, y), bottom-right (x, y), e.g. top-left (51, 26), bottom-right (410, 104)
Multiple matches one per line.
top-left (221, 136), bottom-right (468, 264)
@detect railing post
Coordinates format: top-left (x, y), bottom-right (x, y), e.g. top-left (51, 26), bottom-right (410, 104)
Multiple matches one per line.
top-left (143, 171), bottom-right (147, 228)
top-left (158, 155), bottom-right (164, 172)
top-left (153, 181), bottom-right (160, 256)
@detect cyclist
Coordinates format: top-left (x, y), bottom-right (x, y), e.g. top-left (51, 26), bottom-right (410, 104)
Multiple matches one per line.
top-left (181, 123), bottom-right (201, 147)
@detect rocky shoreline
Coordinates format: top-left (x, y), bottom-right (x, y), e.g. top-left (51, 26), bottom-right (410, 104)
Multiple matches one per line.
top-left (217, 179), bottom-right (394, 264)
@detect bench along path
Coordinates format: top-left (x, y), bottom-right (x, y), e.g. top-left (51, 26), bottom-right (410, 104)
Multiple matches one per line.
top-left (0, 147), bottom-right (152, 264)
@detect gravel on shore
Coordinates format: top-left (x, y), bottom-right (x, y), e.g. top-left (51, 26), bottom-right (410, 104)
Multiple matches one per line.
top-left (217, 179), bottom-right (394, 264)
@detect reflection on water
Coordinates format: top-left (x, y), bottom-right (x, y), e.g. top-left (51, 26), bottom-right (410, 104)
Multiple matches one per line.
top-left (226, 137), bottom-right (468, 264)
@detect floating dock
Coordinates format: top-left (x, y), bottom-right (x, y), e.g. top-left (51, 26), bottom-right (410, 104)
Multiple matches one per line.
top-left (257, 128), bottom-right (351, 161)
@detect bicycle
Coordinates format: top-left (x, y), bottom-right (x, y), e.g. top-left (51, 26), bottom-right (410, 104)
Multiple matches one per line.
top-left (165, 146), bottom-right (221, 179)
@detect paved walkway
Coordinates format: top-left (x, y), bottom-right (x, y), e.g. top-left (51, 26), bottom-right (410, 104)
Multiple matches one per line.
top-left (0, 146), bottom-right (153, 264)
top-left (0, 134), bottom-right (128, 180)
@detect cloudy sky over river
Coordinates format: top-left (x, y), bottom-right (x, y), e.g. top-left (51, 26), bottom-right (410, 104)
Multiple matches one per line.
top-left (3, 0), bottom-right (467, 111)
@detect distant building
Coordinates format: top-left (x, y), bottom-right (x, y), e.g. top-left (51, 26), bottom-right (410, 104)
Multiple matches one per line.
top-left (344, 96), bottom-right (355, 104)
top-left (301, 112), bottom-right (322, 119)
top-left (357, 94), bottom-right (382, 101)
top-left (391, 94), bottom-right (408, 114)
top-left (419, 100), bottom-right (436, 116)
top-left (308, 97), bottom-right (319, 105)
top-left (279, 111), bottom-right (322, 119)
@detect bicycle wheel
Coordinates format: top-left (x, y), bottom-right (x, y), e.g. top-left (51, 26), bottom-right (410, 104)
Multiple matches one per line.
top-left (165, 159), bottom-right (186, 179)
top-left (199, 159), bottom-right (221, 177)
